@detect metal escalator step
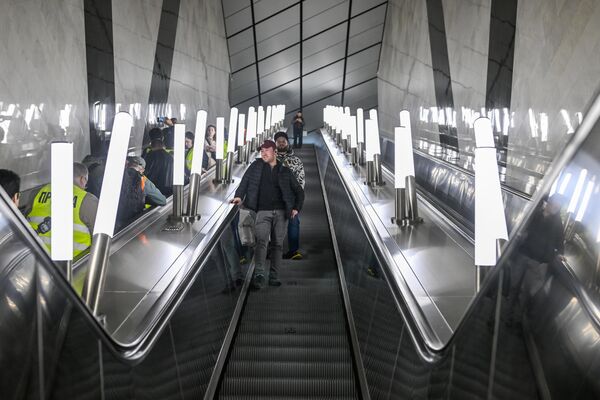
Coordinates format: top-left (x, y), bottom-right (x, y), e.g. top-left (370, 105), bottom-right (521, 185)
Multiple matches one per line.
top-left (219, 377), bottom-right (357, 397)
top-left (237, 310), bottom-right (346, 324)
top-left (225, 360), bottom-right (355, 379)
top-left (233, 332), bottom-right (351, 348)
top-left (236, 320), bottom-right (348, 335)
top-left (228, 345), bottom-right (354, 363)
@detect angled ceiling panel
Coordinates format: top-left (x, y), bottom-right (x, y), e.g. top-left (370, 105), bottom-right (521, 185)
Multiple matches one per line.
top-left (258, 45), bottom-right (300, 76)
top-left (228, 28), bottom-right (254, 55)
top-left (222, 0), bottom-right (388, 116)
top-left (260, 62), bottom-right (300, 92)
top-left (302, 93), bottom-right (342, 132)
top-left (302, 0), bottom-right (349, 38)
top-left (223, 0), bottom-right (250, 18)
top-left (253, 0), bottom-right (298, 21)
top-left (234, 96), bottom-right (260, 111)
top-left (303, 61), bottom-right (344, 104)
top-left (348, 24), bottom-right (384, 54)
top-left (256, 25), bottom-right (299, 59)
top-left (352, 0), bottom-right (386, 16)
top-left (225, 6), bottom-right (253, 36)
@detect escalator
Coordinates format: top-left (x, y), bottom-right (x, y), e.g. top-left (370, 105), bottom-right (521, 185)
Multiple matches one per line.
top-left (214, 146), bottom-right (362, 398)
top-left (1, 129), bottom-right (600, 399)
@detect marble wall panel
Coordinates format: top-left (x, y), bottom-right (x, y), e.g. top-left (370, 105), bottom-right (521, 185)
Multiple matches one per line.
top-left (376, 0), bottom-right (438, 142)
top-left (166, 0), bottom-right (231, 135)
top-left (112, 0), bottom-right (163, 153)
top-left (0, 0), bottom-right (89, 190)
top-left (507, 0), bottom-right (600, 185)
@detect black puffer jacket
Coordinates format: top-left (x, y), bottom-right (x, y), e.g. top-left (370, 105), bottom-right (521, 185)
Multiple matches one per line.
top-left (144, 149), bottom-right (174, 197)
top-left (235, 159), bottom-right (304, 218)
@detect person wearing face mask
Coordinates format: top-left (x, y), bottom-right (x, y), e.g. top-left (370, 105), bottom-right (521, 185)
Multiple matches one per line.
top-left (230, 140), bottom-right (304, 290)
top-left (274, 131), bottom-right (305, 260)
top-left (25, 162), bottom-right (98, 259)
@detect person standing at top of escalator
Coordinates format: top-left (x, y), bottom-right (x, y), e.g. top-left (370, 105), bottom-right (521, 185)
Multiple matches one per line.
top-left (274, 131), bottom-right (305, 260)
top-left (0, 169), bottom-right (21, 207)
top-left (141, 127), bottom-right (164, 159)
top-left (204, 124), bottom-right (217, 168)
top-left (291, 111), bottom-right (304, 149)
top-left (25, 163), bottom-right (98, 259)
top-left (162, 117), bottom-right (177, 150)
top-left (230, 140), bottom-right (304, 290)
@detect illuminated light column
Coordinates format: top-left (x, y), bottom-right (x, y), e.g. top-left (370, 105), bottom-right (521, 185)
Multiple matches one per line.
top-left (170, 123), bottom-right (186, 219)
top-left (257, 106), bottom-right (265, 144)
top-left (84, 112), bottom-right (133, 317)
top-left (224, 108), bottom-right (238, 183)
top-left (357, 108), bottom-right (365, 165)
top-left (473, 117), bottom-right (508, 292)
top-left (342, 107), bottom-right (351, 153)
top-left (349, 115), bottom-right (358, 165)
top-left (246, 107), bottom-right (257, 158)
top-left (214, 117), bottom-right (225, 183)
top-left (265, 105), bottom-right (272, 138)
top-left (368, 109), bottom-right (384, 186)
top-left (186, 110), bottom-right (207, 220)
top-left (51, 141), bottom-right (74, 281)
top-left (392, 110), bottom-right (422, 226)
top-left (236, 113), bottom-right (246, 164)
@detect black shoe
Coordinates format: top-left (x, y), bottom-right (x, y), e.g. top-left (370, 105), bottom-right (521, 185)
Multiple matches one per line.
top-left (283, 251), bottom-right (293, 259)
top-left (268, 278), bottom-right (282, 287)
top-left (250, 275), bottom-right (264, 290)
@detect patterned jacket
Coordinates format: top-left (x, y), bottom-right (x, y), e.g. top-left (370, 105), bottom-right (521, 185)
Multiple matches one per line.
top-left (277, 148), bottom-right (305, 189)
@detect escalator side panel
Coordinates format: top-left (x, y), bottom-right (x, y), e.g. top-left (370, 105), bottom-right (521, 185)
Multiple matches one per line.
top-left (314, 139), bottom-right (539, 399)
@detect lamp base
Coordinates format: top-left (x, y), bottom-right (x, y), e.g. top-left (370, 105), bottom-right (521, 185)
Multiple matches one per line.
top-left (181, 214), bottom-right (202, 223)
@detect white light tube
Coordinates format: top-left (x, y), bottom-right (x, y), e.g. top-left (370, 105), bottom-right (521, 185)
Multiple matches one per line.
top-left (567, 169), bottom-right (588, 213)
top-left (540, 113), bottom-right (548, 142)
top-left (365, 119), bottom-right (376, 162)
top-left (528, 108), bottom-right (538, 138)
top-left (395, 110), bottom-right (415, 189)
top-left (51, 142), bottom-right (73, 260)
top-left (350, 116), bottom-right (357, 148)
top-left (560, 109), bottom-right (575, 134)
top-left (575, 180), bottom-right (594, 222)
top-left (94, 112), bottom-right (133, 237)
top-left (357, 108), bottom-right (364, 143)
top-left (265, 106), bottom-right (272, 131)
top-left (474, 117), bottom-right (508, 266)
top-left (502, 108), bottom-right (510, 136)
top-left (215, 117), bottom-right (225, 160)
top-left (173, 124), bottom-right (185, 184)
top-left (191, 110), bottom-right (207, 175)
top-left (257, 106), bottom-right (265, 135)
top-left (247, 108), bottom-right (257, 141)
top-left (368, 109), bottom-right (381, 155)
top-left (558, 173), bottom-right (572, 195)
top-left (237, 113), bottom-right (246, 147)
top-left (227, 108), bottom-right (238, 152)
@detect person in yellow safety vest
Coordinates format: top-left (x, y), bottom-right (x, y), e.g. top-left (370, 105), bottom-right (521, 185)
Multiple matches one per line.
top-left (185, 131), bottom-right (194, 171)
top-left (26, 162), bottom-right (98, 260)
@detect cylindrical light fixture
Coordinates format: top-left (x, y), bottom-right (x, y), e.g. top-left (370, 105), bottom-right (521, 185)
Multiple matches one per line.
top-left (214, 117), bottom-right (225, 182)
top-left (186, 110), bottom-right (207, 220)
top-left (265, 105), bottom-right (272, 135)
top-left (257, 106), bottom-right (265, 137)
top-left (84, 112), bottom-right (133, 316)
top-left (227, 107), bottom-right (238, 151)
top-left (357, 108), bottom-right (365, 165)
top-left (51, 142), bottom-right (74, 280)
top-left (171, 123), bottom-right (185, 218)
top-left (247, 107), bottom-right (257, 155)
top-left (473, 117), bottom-right (507, 290)
top-left (236, 113), bottom-right (246, 164)
top-left (395, 111), bottom-right (415, 189)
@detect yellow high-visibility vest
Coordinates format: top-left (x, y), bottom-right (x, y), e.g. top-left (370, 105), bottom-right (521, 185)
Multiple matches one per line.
top-left (27, 184), bottom-right (92, 259)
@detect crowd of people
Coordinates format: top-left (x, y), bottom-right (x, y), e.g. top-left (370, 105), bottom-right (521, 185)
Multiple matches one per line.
top-left (0, 116), bottom-right (308, 293)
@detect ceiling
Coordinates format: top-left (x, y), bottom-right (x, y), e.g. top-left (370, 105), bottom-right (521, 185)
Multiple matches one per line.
top-left (222, 0), bottom-right (388, 132)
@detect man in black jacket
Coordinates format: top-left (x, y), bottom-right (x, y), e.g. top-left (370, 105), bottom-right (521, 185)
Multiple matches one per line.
top-left (231, 140), bottom-right (304, 289)
top-left (144, 139), bottom-right (175, 197)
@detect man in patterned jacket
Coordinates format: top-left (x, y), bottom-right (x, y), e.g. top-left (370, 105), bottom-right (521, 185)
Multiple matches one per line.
top-left (274, 131), bottom-right (305, 260)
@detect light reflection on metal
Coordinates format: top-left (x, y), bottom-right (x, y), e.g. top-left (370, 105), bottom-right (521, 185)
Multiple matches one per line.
top-left (528, 108), bottom-right (538, 138)
top-left (561, 109), bottom-right (575, 134)
top-left (558, 172), bottom-right (572, 194)
top-left (575, 180), bottom-right (594, 222)
top-left (567, 169), bottom-right (588, 213)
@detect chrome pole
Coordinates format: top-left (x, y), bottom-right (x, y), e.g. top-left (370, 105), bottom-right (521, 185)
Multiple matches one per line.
top-left (358, 142), bottom-right (365, 165)
top-left (372, 154), bottom-right (385, 186)
top-left (350, 147), bottom-right (358, 165)
top-left (82, 233), bottom-right (112, 317)
top-left (250, 137), bottom-right (257, 152)
top-left (365, 161), bottom-right (374, 185)
top-left (236, 145), bottom-right (244, 164)
top-left (405, 175), bottom-right (422, 224)
top-left (245, 143), bottom-right (251, 164)
top-left (58, 260), bottom-right (73, 283)
top-left (224, 154), bottom-right (235, 183)
top-left (184, 173), bottom-right (202, 222)
top-left (172, 184), bottom-right (184, 217)
top-left (391, 188), bottom-right (408, 226)
top-left (336, 132), bottom-right (342, 147)
top-left (342, 138), bottom-right (348, 154)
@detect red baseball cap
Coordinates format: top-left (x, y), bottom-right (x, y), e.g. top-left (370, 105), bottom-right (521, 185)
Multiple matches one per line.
top-left (259, 140), bottom-right (276, 151)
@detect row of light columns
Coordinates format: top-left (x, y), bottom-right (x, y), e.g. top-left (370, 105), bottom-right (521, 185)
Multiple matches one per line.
top-left (48, 104), bottom-right (285, 322)
top-left (324, 105), bottom-right (508, 292)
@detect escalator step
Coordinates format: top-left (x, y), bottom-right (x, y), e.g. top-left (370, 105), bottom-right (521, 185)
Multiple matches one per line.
top-left (219, 377), bottom-right (357, 397)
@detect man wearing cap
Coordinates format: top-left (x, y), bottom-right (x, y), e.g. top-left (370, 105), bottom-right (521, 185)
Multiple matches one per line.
top-left (274, 131), bottom-right (305, 260)
top-left (127, 156), bottom-right (167, 207)
top-left (231, 139), bottom-right (304, 290)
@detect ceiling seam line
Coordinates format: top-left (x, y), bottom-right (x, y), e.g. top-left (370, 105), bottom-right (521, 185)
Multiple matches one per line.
top-left (341, 0), bottom-right (353, 106)
top-left (249, 0), bottom-right (261, 105)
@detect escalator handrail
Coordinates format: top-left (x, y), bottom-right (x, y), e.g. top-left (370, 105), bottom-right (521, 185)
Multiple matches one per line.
top-left (318, 89), bottom-right (600, 361)
top-left (0, 183), bottom-right (242, 365)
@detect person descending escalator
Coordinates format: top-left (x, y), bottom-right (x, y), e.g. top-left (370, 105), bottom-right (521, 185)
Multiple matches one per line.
top-left (126, 156), bottom-right (166, 207)
top-left (141, 127), bottom-right (164, 159)
top-left (274, 131), bottom-right (305, 260)
top-left (230, 140), bottom-right (304, 290)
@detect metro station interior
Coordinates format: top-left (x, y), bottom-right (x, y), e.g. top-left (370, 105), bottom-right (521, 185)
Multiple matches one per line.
top-left (1, 0), bottom-right (600, 399)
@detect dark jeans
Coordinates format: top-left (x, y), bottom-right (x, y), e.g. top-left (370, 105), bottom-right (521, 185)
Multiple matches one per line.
top-left (293, 129), bottom-right (303, 148)
top-left (287, 214), bottom-right (300, 253)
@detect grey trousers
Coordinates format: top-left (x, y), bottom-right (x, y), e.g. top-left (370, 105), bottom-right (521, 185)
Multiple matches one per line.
top-left (254, 210), bottom-right (288, 279)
